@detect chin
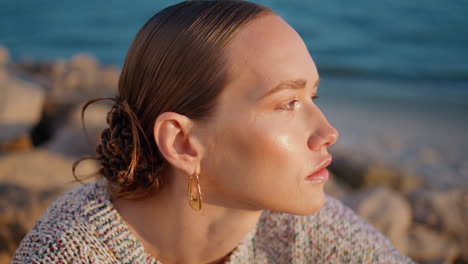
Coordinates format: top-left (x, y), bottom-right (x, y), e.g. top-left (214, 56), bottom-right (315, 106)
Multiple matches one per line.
top-left (288, 190), bottom-right (326, 216)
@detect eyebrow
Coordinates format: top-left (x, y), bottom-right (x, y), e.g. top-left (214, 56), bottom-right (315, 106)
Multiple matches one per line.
top-left (258, 77), bottom-right (320, 101)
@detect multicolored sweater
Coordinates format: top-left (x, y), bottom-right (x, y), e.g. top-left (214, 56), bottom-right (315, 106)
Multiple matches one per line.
top-left (12, 179), bottom-right (414, 263)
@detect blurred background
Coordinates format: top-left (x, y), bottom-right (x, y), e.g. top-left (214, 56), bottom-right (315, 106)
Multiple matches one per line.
top-left (0, 0), bottom-right (467, 263)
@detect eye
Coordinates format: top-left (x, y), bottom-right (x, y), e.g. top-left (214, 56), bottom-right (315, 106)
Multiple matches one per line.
top-left (280, 99), bottom-right (300, 110)
top-left (279, 95), bottom-right (319, 111)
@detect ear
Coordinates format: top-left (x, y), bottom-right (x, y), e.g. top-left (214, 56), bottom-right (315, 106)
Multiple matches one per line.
top-left (153, 112), bottom-right (204, 176)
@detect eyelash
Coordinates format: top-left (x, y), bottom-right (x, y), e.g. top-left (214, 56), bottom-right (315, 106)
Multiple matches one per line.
top-left (280, 95), bottom-right (319, 110)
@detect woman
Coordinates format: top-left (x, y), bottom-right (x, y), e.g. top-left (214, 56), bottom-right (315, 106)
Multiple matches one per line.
top-left (13, 1), bottom-right (414, 263)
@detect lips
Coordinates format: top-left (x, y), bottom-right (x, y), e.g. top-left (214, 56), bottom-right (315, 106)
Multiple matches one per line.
top-left (305, 156), bottom-right (332, 183)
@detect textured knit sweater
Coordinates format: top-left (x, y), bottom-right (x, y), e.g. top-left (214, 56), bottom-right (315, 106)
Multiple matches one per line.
top-left (12, 179), bottom-right (415, 263)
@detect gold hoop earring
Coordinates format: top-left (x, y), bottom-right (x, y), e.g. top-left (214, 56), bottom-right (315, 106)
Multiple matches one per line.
top-left (187, 171), bottom-right (202, 211)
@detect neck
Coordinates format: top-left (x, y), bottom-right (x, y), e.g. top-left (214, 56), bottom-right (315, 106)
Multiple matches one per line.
top-left (112, 174), bottom-right (262, 264)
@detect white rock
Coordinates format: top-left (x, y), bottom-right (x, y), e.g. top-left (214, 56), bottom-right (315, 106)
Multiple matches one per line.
top-left (344, 186), bottom-right (412, 254)
top-left (0, 76), bottom-right (45, 142)
top-left (0, 149), bottom-right (98, 190)
top-left (409, 187), bottom-right (468, 260)
top-left (49, 54), bottom-right (118, 102)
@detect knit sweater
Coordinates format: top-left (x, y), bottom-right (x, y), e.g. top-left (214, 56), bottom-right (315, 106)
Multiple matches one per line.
top-left (12, 179), bottom-right (415, 263)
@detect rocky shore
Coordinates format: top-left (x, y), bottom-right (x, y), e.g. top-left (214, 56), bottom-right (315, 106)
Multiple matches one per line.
top-left (0, 46), bottom-right (467, 263)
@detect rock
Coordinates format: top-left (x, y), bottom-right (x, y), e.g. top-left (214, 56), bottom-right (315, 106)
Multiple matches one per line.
top-left (69, 53), bottom-right (99, 74)
top-left (11, 59), bottom-right (52, 85)
top-left (344, 186), bottom-right (412, 254)
top-left (28, 96), bottom-right (75, 147)
top-left (362, 163), bottom-right (402, 188)
top-left (0, 148), bottom-right (99, 263)
top-left (362, 163), bottom-right (423, 193)
top-left (11, 54), bottom-right (118, 106)
top-left (0, 133), bottom-right (33, 153)
top-left (0, 50), bottom-right (119, 263)
top-left (410, 188), bottom-right (468, 234)
top-left (66, 54), bottom-right (98, 92)
top-left (100, 66), bottom-right (120, 90)
top-left (0, 75), bottom-right (45, 143)
top-left (398, 166), bottom-right (425, 194)
top-left (0, 149), bottom-right (99, 190)
top-left (409, 188), bottom-right (468, 261)
top-left (49, 54), bottom-right (118, 103)
top-left (329, 148), bottom-right (423, 192)
top-left (406, 224), bottom-right (460, 263)
top-left (46, 101), bottom-right (109, 158)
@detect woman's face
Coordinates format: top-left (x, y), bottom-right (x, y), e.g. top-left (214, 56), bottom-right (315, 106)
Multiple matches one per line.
top-left (198, 14), bottom-right (339, 215)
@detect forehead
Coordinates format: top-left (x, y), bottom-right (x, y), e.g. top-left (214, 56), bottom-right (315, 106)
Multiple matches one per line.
top-left (224, 14), bottom-right (318, 100)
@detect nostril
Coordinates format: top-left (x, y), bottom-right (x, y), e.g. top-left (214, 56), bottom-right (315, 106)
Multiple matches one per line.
top-left (324, 127), bottom-right (339, 147)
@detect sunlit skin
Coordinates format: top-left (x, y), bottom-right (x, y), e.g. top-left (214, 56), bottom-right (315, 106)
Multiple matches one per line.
top-left (113, 14), bottom-right (338, 264)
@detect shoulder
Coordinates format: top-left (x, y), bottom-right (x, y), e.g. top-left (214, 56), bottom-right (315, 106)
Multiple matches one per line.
top-left (256, 195), bottom-right (415, 264)
top-left (11, 180), bottom-right (116, 263)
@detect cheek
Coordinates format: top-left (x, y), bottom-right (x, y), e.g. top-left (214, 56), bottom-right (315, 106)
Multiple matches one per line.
top-left (251, 113), bottom-right (308, 166)
top-left (202, 112), bottom-right (308, 206)
top-left (226, 114), bottom-right (304, 174)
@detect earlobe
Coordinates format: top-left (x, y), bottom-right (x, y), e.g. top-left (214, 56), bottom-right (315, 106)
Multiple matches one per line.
top-left (153, 112), bottom-right (203, 176)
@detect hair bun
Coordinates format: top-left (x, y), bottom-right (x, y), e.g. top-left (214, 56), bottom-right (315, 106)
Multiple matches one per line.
top-left (94, 98), bottom-right (162, 198)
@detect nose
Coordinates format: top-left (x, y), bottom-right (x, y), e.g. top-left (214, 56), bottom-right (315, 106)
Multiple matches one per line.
top-left (308, 113), bottom-right (339, 151)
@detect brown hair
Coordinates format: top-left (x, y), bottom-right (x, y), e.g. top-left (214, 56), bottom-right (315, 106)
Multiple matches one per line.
top-left (73, 0), bottom-right (273, 200)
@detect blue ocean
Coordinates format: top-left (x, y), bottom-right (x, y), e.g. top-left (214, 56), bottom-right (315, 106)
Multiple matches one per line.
top-left (1, 0), bottom-right (467, 186)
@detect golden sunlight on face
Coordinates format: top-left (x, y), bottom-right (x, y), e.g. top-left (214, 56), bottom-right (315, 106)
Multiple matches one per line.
top-left (200, 14), bottom-right (339, 215)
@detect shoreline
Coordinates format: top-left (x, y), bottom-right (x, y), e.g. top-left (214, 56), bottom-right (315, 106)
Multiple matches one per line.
top-left (318, 90), bottom-right (468, 189)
